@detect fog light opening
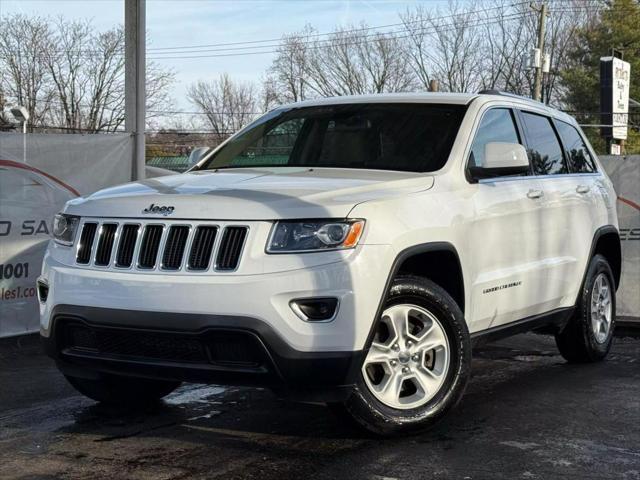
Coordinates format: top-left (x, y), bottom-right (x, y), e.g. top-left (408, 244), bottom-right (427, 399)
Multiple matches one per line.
top-left (290, 297), bottom-right (339, 322)
top-left (37, 280), bottom-right (49, 303)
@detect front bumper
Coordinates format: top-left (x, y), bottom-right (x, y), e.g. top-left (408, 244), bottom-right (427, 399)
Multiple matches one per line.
top-left (39, 244), bottom-right (392, 399)
top-left (40, 245), bottom-right (390, 352)
top-left (42, 305), bottom-right (364, 401)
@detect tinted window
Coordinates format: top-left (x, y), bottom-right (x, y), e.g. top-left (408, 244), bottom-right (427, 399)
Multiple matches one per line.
top-left (226, 118), bottom-right (303, 166)
top-left (199, 104), bottom-right (467, 173)
top-left (520, 112), bottom-right (567, 175)
top-left (469, 108), bottom-right (520, 168)
top-left (556, 121), bottom-right (596, 173)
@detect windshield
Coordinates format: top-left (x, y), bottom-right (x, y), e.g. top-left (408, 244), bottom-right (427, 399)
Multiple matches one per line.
top-left (197, 103), bottom-right (467, 173)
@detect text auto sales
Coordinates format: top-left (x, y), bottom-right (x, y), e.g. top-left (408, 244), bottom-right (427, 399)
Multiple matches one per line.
top-left (0, 220), bottom-right (50, 236)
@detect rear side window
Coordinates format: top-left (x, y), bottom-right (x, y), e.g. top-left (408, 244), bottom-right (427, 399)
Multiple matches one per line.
top-left (556, 121), bottom-right (597, 173)
top-left (520, 112), bottom-right (567, 175)
top-left (469, 108), bottom-right (520, 168)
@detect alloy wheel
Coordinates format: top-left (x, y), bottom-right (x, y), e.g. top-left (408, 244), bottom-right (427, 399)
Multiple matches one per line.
top-left (591, 273), bottom-right (613, 344)
top-left (362, 304), bottom-right (450, 410)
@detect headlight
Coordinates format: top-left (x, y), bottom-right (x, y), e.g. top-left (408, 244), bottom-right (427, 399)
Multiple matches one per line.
top-left (266, 219), bottom-right (365, 253)
top-left (52, 213), bottom-right (80, 246)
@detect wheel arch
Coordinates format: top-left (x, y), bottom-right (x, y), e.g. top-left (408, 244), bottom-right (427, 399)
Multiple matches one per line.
top-left (364, 242), bottom-right (465, 350)
top-left (589, 226), bottom-right (622, 290)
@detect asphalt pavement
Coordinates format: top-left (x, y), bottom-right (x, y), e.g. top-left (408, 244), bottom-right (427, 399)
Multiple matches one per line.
top-left (0, 332), bottom-right (638, 480)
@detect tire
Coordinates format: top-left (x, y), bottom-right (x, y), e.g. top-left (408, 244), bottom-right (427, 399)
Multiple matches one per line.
top-left (339, 275), bottom-right (471, 436)
top-left (555, 254), bottom-right (616, 363)
top-left (65, 373), bottom-right (181, 406)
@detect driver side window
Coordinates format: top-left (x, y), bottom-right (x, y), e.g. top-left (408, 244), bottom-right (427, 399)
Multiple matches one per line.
top-left (469, 109), bottom-right (521, 168)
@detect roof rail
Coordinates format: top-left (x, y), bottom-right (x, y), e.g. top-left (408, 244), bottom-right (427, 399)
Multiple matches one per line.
top-left (478, 89), bottom-right (537, 102)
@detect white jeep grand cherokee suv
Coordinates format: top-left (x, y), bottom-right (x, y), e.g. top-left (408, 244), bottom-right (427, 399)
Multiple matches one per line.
top-left (39, 91), bottom-right (621, 435)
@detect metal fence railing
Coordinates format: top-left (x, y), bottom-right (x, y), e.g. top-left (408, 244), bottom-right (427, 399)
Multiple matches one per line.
top-left (146, 156), bottom-right (190, 173)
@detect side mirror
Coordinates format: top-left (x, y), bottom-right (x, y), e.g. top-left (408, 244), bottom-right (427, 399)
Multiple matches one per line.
top-left (469, 142), bottom-right (530, 181)
top-left (187, 147), bottom-right (211, 168)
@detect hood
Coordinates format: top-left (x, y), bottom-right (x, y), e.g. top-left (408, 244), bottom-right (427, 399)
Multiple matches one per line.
top-left (65, 167), bottom-right (434, 220)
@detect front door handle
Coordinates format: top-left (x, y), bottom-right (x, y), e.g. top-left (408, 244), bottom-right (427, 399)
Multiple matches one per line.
top-left (527, 189), bottom-right (544, 199)
top-left (576, 185), bottom-right (590, 194)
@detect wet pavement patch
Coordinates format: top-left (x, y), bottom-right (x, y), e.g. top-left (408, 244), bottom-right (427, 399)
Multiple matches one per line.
top-left (0, 333), bottom-right (638, 479)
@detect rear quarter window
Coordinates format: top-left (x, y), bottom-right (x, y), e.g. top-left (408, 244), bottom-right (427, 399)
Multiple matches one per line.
top-left (555, 121), bottom-right (597, 173)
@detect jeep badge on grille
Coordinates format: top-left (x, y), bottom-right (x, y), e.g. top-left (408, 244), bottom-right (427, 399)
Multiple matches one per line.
top-left (142, 203), bottom-right (175, 216)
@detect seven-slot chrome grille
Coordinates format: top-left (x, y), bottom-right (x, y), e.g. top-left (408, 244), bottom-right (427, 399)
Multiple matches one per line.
top-left (75, 220), bottom-right (248, 272)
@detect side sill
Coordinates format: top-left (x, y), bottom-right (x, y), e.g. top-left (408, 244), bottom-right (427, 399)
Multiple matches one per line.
top-left (471, 307), bottom-right (574, 348)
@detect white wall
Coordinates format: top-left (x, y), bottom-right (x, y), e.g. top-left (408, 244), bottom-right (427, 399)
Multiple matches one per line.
top-left (599, 155), bottom-right (640, 319)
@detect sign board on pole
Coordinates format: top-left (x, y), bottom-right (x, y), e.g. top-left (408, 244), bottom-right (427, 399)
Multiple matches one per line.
top-left (600, 56), bottom-right (631, 140)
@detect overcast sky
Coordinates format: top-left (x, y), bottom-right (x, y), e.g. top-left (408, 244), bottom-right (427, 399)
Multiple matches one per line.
top-left (0, 0), bottom-right (451, 110)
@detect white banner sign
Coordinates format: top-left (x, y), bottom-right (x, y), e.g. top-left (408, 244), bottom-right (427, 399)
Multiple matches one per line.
top-left (0, 133), bottom-right (132, 337)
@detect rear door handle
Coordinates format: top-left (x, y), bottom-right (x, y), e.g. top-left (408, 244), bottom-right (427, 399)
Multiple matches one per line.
top-left (527, 189), bottom-right (544, 199)
top-left (576, 185), bottom-right (590, 194)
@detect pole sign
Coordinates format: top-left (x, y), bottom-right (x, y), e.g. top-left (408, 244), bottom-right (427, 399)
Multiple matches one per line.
top-left (600, 56), bottom-right (631, 140)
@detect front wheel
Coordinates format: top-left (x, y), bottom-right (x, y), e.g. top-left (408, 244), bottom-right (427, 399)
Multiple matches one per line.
top-left (339, 275), bottom-right (471, 436)
top-left (65, 373), bottom-right (181, 406)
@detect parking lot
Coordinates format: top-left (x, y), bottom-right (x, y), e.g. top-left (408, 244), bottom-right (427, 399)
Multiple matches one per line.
top-left (0, 331), bottom-right (638, 480)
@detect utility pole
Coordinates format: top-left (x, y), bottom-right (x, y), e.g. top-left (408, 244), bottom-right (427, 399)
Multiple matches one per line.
top-left (531, 2), bottom-right (548, 102)
top-left (125, 0), bottom-right (146, 181)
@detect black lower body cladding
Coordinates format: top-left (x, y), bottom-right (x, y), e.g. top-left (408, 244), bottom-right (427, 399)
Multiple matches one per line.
top-left (42, 305), bottom-right (364, 402)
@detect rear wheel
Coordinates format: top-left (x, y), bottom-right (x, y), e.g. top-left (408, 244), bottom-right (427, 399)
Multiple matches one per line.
top-left (65, 373), bottom-right (181, 406)
top-left (339, 275), bottom-right (471, 435)
top-left (555, 254), bottom-right (616, 363)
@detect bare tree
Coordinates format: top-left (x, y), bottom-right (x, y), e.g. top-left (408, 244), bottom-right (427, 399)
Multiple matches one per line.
top-left (477, 0), bottom-right (599, 103)
top-left (477, 1), bottom-right (533, 94)
top-left (401, 3), bottom-right (484, 93)
top-left (145, 58), bottom-right (176, 129)
top-left (401, 0), bottom-right (598, 103)
top-left (541, 0), bottom-right (601, 105)
top-left (0, 14), bottom-right (175, 132)
top-left (267, 26), bottom-right (313, 104)
top-left (187, 74), bottom-right (258, 141)
top-left (0, 15), bottom-right (54, 128)
top-left (45, 18), bottom-right (174, 132)
top-left (260, 75), bottom-right (281, 112)
top-left (267, 24), bottom-right (417, 102)
top-left (0, 89), bottom-right (12, 130)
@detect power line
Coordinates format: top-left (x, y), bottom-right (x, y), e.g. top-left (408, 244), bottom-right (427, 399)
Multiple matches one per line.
top-left (0, 2), bottom-right (617, 61)
top-left (146, 5), bottom-right (617, 60)
top-left (148, 13), bottom-right (534, 60)
top-left (147, 1), bottom-right (533, 52)
top-left (146, 7), bottom-right (595, 60)
top-left (2, 3), bottom-right (530, 58)
top-left (145, 0), bottom-right (607, 53)
top-left (149, 14), bottom-right (526, 56)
